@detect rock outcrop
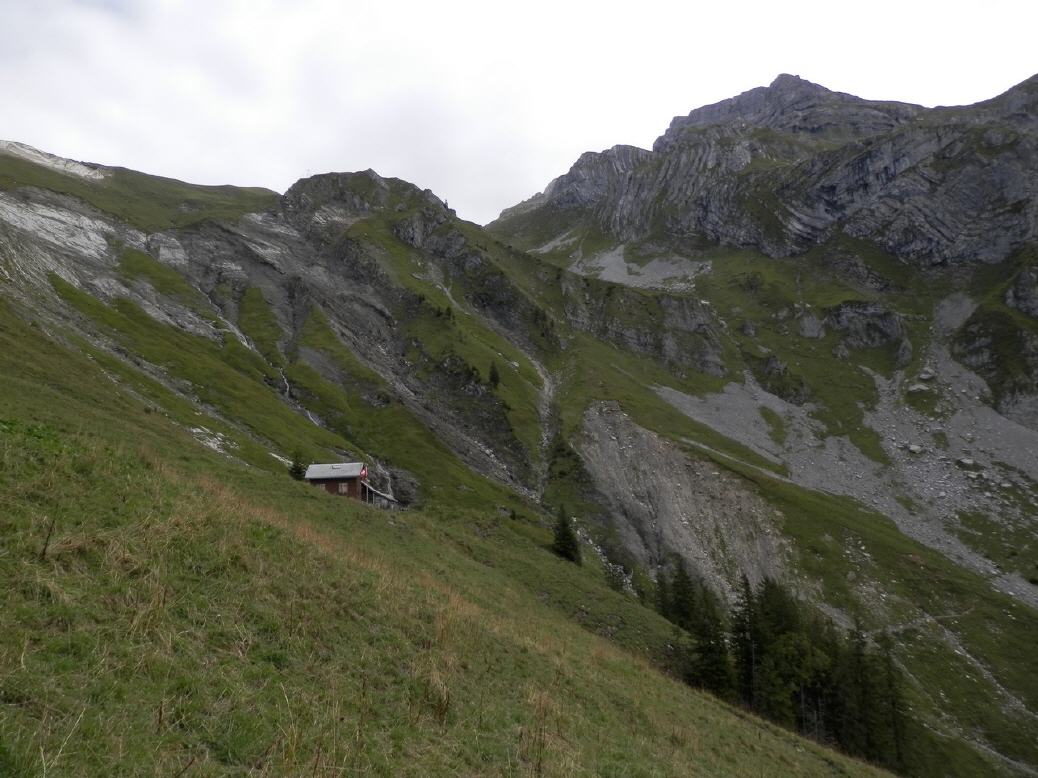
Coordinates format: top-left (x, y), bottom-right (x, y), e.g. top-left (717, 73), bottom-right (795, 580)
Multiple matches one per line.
top-left (577, 402), bottom-right (788, 602)
top-left (1007, 266), bottom-right (1038, 317)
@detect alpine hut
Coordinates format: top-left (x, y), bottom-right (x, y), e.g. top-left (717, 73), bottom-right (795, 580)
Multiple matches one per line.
top-left (304, 462), bottom-right (367, 497)
top-left (303, 462), bottom-right (399, 509)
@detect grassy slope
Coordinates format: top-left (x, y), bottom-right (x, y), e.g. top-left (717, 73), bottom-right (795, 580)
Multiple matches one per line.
top-left (0, 300), bottom-right (889, 776)
top-left (0, 151), bottom-right (276, 231)
top-left (236, 287), bottom-right (286, 367)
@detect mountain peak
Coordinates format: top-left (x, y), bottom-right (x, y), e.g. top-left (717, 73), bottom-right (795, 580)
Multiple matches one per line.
top-left (768, 73), bottom-right (828, 93)
top-left (653, 75), bottom-right (922, 152)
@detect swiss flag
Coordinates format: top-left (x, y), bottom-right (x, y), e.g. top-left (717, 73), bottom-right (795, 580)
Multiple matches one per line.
top-left (360, 466), bottom-right (368, 480)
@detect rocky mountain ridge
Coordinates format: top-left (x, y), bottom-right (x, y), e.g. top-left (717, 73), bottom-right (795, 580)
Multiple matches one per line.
top-left (654, 73), bottom-right (924, 149)
top-left (493, 73), bottom-right (1038, 264)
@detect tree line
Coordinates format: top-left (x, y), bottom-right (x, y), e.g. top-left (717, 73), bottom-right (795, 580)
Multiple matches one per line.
top-left (654, 562), bottom-right (908, 773)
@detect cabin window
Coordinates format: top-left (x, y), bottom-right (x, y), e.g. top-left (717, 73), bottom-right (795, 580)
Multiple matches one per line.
top-left (338, 482), bottom-right (349, 495)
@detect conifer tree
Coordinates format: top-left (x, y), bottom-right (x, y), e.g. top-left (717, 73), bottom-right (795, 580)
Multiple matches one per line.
top-left (654, 569), bottom-right (672, 621)
top-left (690, 588), bottom-right (736, 699)
top-left (289, 450), bottom-right (307, 481)
top-left (871, 631), bottom-right (907, 771)
top-left (488, 360), bottom-right (501, 388)
top-left (757, 647), bottom-right (797, 728)
top-left (800, 614), bottom-right (840, 741)
top-left (833, 624), bottom-right (870, 757)
top-left (630, 568), bottom-right (653, 605)
top-left (551, 505), bottom-right (581, 564)
top-left (651, 572), bottom-right (915, 767)
top-left (670, 561), bottom-right (696, 632)
top-left (730, 575), bottom-right (758, 707)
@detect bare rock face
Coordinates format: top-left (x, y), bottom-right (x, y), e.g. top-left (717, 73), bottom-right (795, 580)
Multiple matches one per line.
top-left (797, 311), bottom-right (825, 339)
top-left (1006, 267), bottom-right (1038, 317)
top-left (954, 308), bottom-right (1038, 430)
top-left (560, 276), bottom-right (726, 376)
top-left (577, 402), bottom-right (789, 603)
top-left (490, 73), bottom-right (1038, 266)
top-left (823, 300), bottom-right (910, 363)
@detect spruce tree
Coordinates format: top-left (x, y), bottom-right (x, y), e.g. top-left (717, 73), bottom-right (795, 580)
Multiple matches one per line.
top-left (801, 615), bottom-right (840, 742)
top-left (551, 505), bottom-right (581, 564)
top-left (669, 561), bottom-right (696, 632)
top-left (757, 647), bottom-right (797, 728)
top-left (488, 361), bottom-right (501, 389)
top-left (289, 450), bottom-right (307, 481)
top-left (690, 588), bottom-right (736, 699)
top-left (654, 569), bottom-right (672, 621)
top-left (833, 624), bottom-right (870, 757)
top-left (871, 631), bottom-right (907, 771)
top-left (730, 575), bottom-right (758, 707)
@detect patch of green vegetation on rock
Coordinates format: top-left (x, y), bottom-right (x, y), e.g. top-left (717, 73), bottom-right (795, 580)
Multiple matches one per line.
top-left (747, 191), bottom-right (792, 246)
top-left (904, 385), bottom-right (942, 418)
top-left (759, 406), bottom-right (787, 446)
top-left (236, 287), bottom-right (285, 367)
top-left (953, 302), bottom-right (1038, 408)
top-left (294, 308), bottom-right (524, 511)
top-left (953, 511), bottom-right (1038, 580)
top-left (117, 248), bottom-right (217, 321)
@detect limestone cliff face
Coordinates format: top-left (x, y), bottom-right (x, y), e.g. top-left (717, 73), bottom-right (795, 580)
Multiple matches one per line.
top-left (491, 74), bottom-right (1038, 265)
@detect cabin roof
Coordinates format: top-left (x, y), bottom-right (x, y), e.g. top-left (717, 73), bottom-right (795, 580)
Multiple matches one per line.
top-left (304, 462), bottom-right (365, 480)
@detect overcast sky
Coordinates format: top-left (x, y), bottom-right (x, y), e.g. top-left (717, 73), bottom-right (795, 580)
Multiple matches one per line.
top-left (2, 0), bottom-right (1036, 225)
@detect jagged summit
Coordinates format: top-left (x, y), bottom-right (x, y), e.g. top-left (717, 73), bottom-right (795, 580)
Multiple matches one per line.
top-left (653, 73), bottom-right (922, 151)
top-left (768, 72), bottom-right (824, 90)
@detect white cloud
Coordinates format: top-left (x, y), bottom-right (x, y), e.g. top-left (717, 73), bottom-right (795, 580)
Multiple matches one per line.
top-left (1, 0), bottom-right (1035, 224)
